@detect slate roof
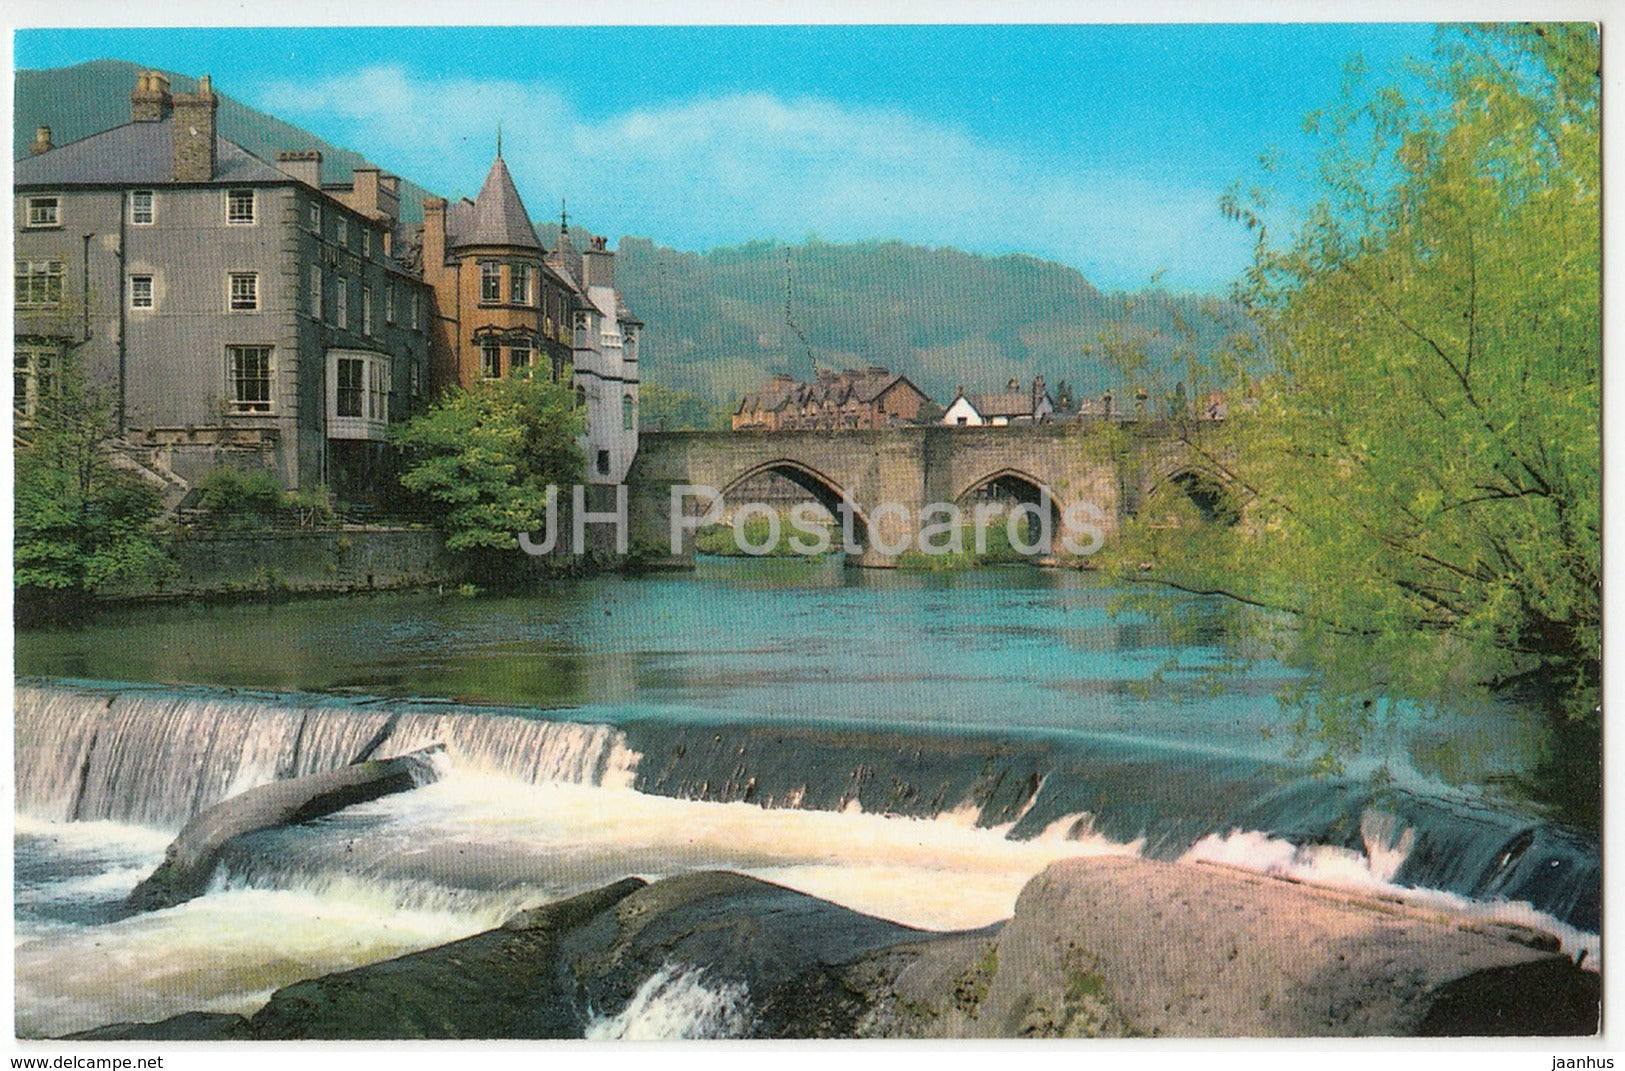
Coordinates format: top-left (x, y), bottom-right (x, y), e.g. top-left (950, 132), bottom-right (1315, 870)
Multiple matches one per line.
top-left (449, 156), bottom-right (541, 251)
top-left (737, 368), bottom-right (925, 415)
top-left (972, 390), bottom-right (1039, 419)
top-left (14, 117), bottom-right (290, 186)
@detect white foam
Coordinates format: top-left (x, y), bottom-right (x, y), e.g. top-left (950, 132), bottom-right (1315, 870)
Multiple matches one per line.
top-left (585, 962), bottom-right (753, 1040)
top-left (14, 883), bottom-right (507, 1038)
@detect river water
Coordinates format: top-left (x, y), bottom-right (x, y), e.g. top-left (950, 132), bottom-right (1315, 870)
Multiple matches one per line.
top-left (11, 559), bottom-right (1601, 1037)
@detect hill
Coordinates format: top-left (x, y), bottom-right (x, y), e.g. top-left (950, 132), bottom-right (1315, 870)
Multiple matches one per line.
top-left (611, 236), bottom-right (1240, 409)
top-left (14, 59), bottom-right (440, 222)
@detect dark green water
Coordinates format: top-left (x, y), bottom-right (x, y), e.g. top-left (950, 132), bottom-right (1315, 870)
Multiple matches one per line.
top-left (14, 558), bottom-right (1545, 796)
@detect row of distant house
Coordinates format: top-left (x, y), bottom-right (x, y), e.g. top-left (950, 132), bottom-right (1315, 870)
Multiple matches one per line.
top-left (731, 368), bottom-right (1228, 431)
top-left (14, 70), bottom-right (640, 502)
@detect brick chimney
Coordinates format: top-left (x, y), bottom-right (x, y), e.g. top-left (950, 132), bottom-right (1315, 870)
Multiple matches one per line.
top-left (275, 149), bottom-right (322, 189)
top-left (172, 74), bottom-right (218, 182)
top-left (421, 197), bottom-right (448, 280)
top-left (29, 126), bottom-right (53, 155)
top-left (582, 234), bottom-right (614, 289)
top-left (131, 71), bottom-right (172, 122)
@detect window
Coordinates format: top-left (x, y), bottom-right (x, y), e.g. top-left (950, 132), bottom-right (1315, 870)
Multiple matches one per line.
top-left (337, 215), bottom-right (348, 247)
top-left (369, 360), bottom-right (389, 420)
top-left (131, 191), bottom-right (154, 225)
top-left (385, 283), bottom-right (396, 324)
top-left (623, 392), bottom-right (635, 431)
top-left (480, 263), bottom-right (501, 303)
top-left (308, 200), bottom-right (321, 232)
top-left (411, 292), bottom-right (421, 330)
top-left (309, 265), bottom-right (323, 320)
top-left (16, 260), bottom-right (65, 307)
top-left (597, 449), bottom-right (610, 476)
top-left (335, 281), bottom-right (348, 329)
top-left (362, 286), bottom-right (373, 337)
top-left (13, 348), bottom-right (57, 421)
top-left (227, 345), bottom-right (273, 413)
top-left (410, 364), bottom-right (421, 398)
top-left (362, 229), bottom-right (371, 258)
top-left (229, 272), bottom-right (259, 311)
top-left (336, 357), bottom-right (364, 418)
top-left (510, 264), bottom-right (530, 305)
top-left (130, 275), bottom-right (154, 309)
top-left (509, 342), bottom-right (530, 373)
top-left (481, 340), bottom-right (501, 379)
top-left (25, 196), bottom-right (59, 228)
top-left (226, 189), bottom-right (256, 225)
top-left (328, 351), bottom-right (392, 439)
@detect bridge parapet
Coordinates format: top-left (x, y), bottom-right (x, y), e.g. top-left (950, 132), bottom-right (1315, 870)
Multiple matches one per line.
top-left (626, 421), bottom-right (1233, 567)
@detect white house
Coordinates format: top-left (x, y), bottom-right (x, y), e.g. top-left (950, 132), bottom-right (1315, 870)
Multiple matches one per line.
top-left (942, 377), bottom-right (1054, 427)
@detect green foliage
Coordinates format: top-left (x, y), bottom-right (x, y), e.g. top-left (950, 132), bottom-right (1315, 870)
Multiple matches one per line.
top-left (694, 515), bottom-right (836, 558)
top-left (392, 374), bottom-right (583, 568)
top-left (195, 467), bottom-right (284, 527)
top-left (638, 381), bottom-right (729, 431)
top-left (14, 362), bottom-right (169, 619)
top-left (1131, 28), bottom-right (1600, 755)
top-left (191, 469), bottom-right (334, 530)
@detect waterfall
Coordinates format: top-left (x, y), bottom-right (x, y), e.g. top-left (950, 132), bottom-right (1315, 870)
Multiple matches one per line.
top-left (14, 682), bottom-right (640, 831)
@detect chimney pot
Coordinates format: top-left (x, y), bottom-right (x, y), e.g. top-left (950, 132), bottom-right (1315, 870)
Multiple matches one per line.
top-left (275, 149), bottom-right (323, 189)
top-left (131, 70), bottom-right (173, 122)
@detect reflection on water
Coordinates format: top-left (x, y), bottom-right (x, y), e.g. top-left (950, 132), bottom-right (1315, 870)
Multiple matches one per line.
top-left (17, 558), bottom-right (1551, 805)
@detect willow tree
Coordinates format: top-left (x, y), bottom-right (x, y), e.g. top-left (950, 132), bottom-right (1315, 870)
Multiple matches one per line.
top-left (1138, 27), bottom-right (1600, 761)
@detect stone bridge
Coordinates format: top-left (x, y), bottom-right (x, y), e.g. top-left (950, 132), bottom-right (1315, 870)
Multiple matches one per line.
top-left (626, 421), bottom-right (1237, 566)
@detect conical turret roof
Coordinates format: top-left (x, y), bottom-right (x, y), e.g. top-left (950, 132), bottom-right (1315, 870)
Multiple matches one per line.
top-left (454, 155), bottom-right (541, 251)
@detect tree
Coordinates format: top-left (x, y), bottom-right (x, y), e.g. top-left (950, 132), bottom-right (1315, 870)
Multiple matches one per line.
top-left (1132, 28), bottom-right (1599, 768)
top-left (392, 373), bottom-right (583, 578)
top-left (638, 381), bottom-right (728, 431)
top-left (14, 362), bottom-right (168, 622)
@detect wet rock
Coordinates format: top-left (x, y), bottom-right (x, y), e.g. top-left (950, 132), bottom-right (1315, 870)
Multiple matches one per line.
top-left (863, 857), bottom-right (1600, 1037)
top-left (248, 877), bottom-right (648, 1039)
top-left (125, 746), bottom-right (443, 913)
top-left (66, 1012), bottom-right (251, 1041)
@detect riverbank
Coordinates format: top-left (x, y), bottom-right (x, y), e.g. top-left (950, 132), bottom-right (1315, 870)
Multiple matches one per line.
top-left (70, 857), bottom-right (1599, 1040)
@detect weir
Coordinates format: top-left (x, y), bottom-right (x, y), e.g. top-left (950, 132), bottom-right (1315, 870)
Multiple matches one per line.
top-left (13, 680), bottom-right (1601, 935)
top-left (15, 681), bottom-right (636, 830)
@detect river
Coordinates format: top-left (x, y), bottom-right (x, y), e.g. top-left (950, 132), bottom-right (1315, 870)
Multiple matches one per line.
top-left (11, 559), bottom-right (1601, 1037)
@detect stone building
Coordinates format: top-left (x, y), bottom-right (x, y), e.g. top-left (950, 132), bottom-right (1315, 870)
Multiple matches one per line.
top-left (13, 71), bottom-right (432, 500)
top-left (417, 154), bottom-right (642, 484)
top-left (732, 367), bottom-right (935, 431)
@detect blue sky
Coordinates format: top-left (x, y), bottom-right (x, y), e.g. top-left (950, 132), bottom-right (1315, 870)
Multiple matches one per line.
top-left (16, 24), bottom-right (1439, 292)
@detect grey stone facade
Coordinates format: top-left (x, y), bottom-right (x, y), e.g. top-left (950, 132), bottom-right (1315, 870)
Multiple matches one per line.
top-left (14, 71), bottom-right (432, 500)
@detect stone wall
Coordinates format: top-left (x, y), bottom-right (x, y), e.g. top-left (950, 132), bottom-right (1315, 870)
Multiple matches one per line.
top-left (140, 526), bottom-right (453, 597)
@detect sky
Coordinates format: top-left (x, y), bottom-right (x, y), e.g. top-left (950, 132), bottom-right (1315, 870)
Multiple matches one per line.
top-left (14, 23), bottom-right (1440, 293)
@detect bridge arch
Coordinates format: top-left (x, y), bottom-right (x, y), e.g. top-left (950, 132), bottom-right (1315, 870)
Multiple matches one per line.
top-left (1144, 465), bottom-right (1242, 526)
top-left (719, 457), bottom-right (870, 543)
top-left (954, 467), bottom-right (1068, 512)
top-left (954, 467), bottom-right (1066, 545)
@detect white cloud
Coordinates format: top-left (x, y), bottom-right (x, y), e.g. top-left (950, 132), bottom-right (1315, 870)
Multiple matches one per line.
top-left (257, 66), bottom-right (1252, 291)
